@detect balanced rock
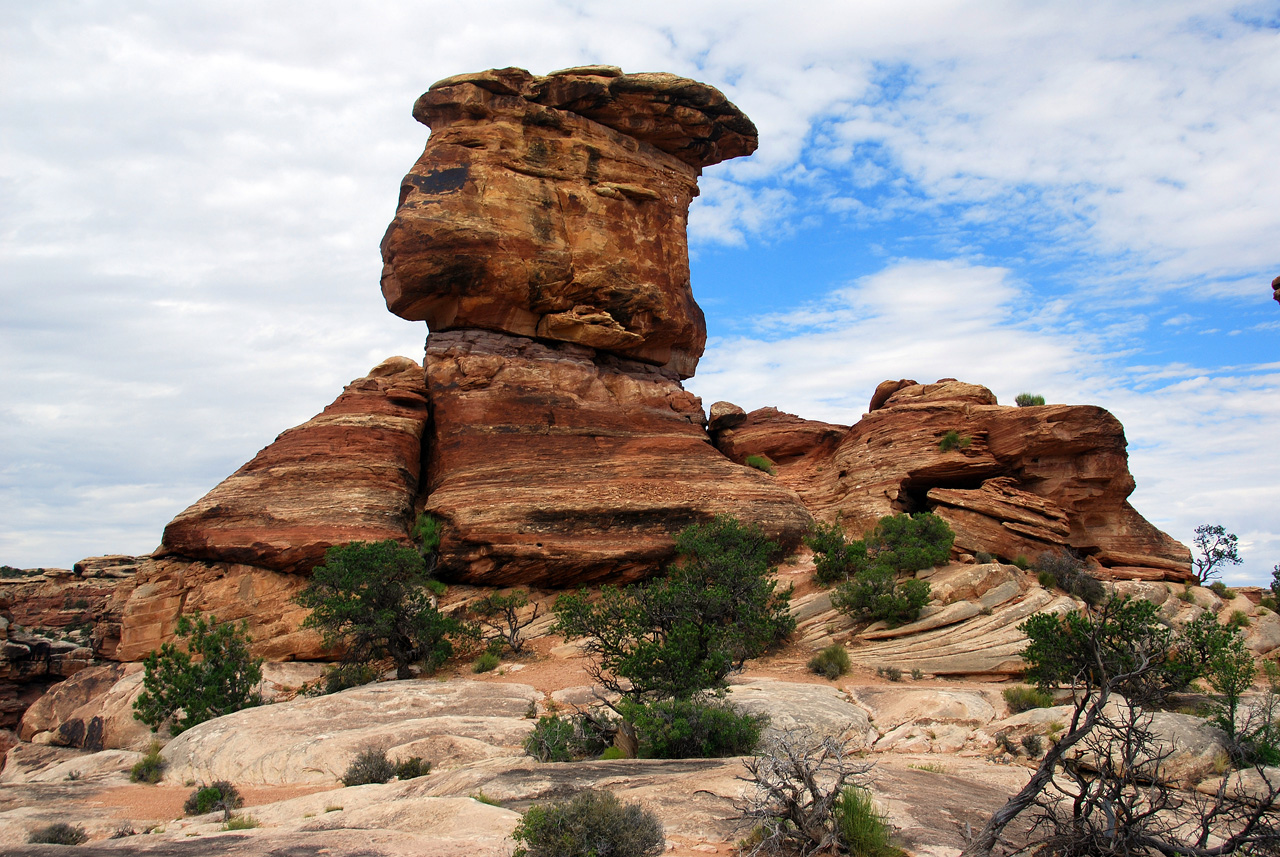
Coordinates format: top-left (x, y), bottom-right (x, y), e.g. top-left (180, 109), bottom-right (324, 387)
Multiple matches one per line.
top-left (424, 330), bottom-right (812, 586)
top-left (159, 357), bottom-right (430, 573)
top-left (380, 66), bottom-right (757, 378)
top-left (794, 380), bottom-right (1191, 580)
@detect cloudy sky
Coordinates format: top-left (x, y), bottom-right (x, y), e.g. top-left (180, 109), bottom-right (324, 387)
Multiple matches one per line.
top-left (2, 1), bottom-right (1277, 584)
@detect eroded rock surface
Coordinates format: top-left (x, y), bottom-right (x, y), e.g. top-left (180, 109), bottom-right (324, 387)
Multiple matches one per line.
top-left (424, 330), bottom-right (812, 586)
top-left (159, 357), bottom-right (430, 574)
top-left (382, 66), bottom-right (756, 378)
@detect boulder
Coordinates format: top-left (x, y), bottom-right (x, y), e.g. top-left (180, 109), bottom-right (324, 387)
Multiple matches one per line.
top-left (711, 407), bottom-right (848, 469)
top-left (797, 379), bottom-right (1192, 581)
top-left (727, 678), bottom-right (874, 745)
top-left (158, 357), bottom-right (430, 573)
top-left (423, 329), bottom-right (812, 586)
top-left (381, 66), bottom-right (757, 378)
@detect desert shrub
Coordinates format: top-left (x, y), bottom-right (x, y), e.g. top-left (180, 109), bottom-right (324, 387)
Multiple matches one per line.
top-left (130, 740), bottom-right (166, 784)
top-left (744, 454), bottom-right (777, 475)
top-left (807, 644), bottom-right (851, 680)
top-left (832, 568), bottom-right (931, 626)
top-left (1032, 551), bottom-right (1104, 606)
top-left (554, 516), bottom-right (794, 702)
top-left (297, 540), bottom-right (476, 680)
top-left (1228, 609), bottom-right (1251, 629)
top-left (975, 551), bottom-right (995, 564)
top-left (1003, 685), bottom-right (1054, 713)
top-left (806, 521), bottom-right (870, 585)
top-left (867, 513), bottom-right (953, 572)
top-left (1015, 393), bottom-right (1046, 407)
top-left (620, 696), bottom-right (766, 759)
top-left (393, 757), bottom-right (430, 779)
top-left (937, 430), bottom-right (971, 452)
top-left (512, 789), bottom-right (664, 857)
top-left (523, 712), bottom-right (614, 762)
top-left (321, 663), bottom-right (380, 695)
top-left (342, 747), bottom-right (394, 786)
top-left (184, 780), bottom-right (243, 817)
top-left (1012, 555), bottom-right (1029, 570)
top-left (1178, 587), bottom-right (1196, 603)
top-left (1020, 734), bottom-right (1043, 757)
top-left (1209, 580), bottom-right (1233, 598)
top-left (223, 815), bottom-right (259, 830)
top-left (473, 589), bottom-right (540, 654)
top-left (28, 823), bottom-right (87, 845)
top-left (1261, 595), bottom-right (1278, 611)
top-left (472, 651), bottom-right (500, 673)
top-left (834, 785), bottom-right (898, 857)
top-left (132, 612), bottom-right (263, 735)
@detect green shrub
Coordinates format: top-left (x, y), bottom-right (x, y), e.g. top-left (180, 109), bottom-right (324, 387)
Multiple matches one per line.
top-left (472, 651), bottom-right (500, 673)
top-left (471, 789), bottom-right (501, 806)
top-left (1260, 595), bottom-right (1278, 611)
top-left (184, 780), bottom-right (243, 816)
top-left (297, 540), bottom-right (476, 681)
top-left (1228, 609), bottom-right (1251, 629)
top-left (1015, 393), bottom-right (1046, 407)
top-left (975, 551), bottom-right (995, 564)
top-left (1003, 685), bottom-right (1054, 713)
top-left (553, 516), bottom-right (794, 702)
top-left (130, 740), bottom-right (166, 784)
top-left (1209, 580), bottom-right (1232, 598)
top-left (744, 454), bottom-right (777, 475)
top-left (808, 644), bottom-right (851, 680)
top-left (28, 823), bottom-right (88, 845)
top-left (806, 521), bottom-right (871, 585)
top-left (1179, 587), bottom-right (1196, 603)
top-left (867, 513), bottom-right (954, 572)
top-left (342, 747), bottom-right (394, 786)
top-left (620, 696), bottom-right (766, 759)
top-left (1020, 734), bottom-right (1044, 757)
top-left (523, 713), bottom-right (613, 763)
top-left (321, 663), bottom-right (380, 695)
top-left (132, 612), bottom-right (263, 735)
top-left (512, 789), bottom-right (664, 857)
top-left (473, 589), bottom-right (540, 654)
top-left (599, 746), bottom-right (624, 760)
top-left (1012, 555), bottom-right (1029, 570)
top-left (834, 786), bottom-right (897, 857)
top-left (938, 430), bottom-right (971, 452)
top-left (393, 757), bottom-right (430, 779)
top-left (223, 815), bottom-right (259, 830)
top-left (832, 568), bottom-right (931, 626)
top-left (1032, 551), bottom-right (1104, 606)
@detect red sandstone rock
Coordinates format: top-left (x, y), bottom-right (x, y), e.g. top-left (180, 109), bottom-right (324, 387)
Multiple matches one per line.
top-left (869, 378), bottom-right (918, 411)
top-left (712, 406), bottom-right (848, 470)
top-left (792, 380), bottom-right (1191, 580)
top-left (422, 329), bottom-right (812, 587)
top-left (380, 66), bottom-right (757, 378)
top-left (1273, 274), bottom-right (1279, 306)
top-left (158, 357), bottom-right (430, 573)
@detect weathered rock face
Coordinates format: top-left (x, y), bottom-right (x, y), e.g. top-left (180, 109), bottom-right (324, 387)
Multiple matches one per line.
top-left (792, 380), bottom-right (1191, 580)
top-left (380, 66), bottom-right (757, 378)
top-left (159, 357), bottom-right (430, 573)
top-left (424, 330), bottom-right (812, 586)
top-left (1273, 274), bottom-right (1280, 306)
top-left (711, 406), bottom-right (848, 468)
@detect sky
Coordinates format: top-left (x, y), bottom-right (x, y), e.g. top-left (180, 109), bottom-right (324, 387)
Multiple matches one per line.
top-left (2, 1), bottom-right (1277, 585)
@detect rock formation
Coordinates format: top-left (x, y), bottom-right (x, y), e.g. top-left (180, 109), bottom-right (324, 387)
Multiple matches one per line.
top-left (1273, 274), bottom-right (1280, 306)
top-left (716, 380), bottom-right (1192, 580)
top-left (380, 65), bottom-right (756, 379)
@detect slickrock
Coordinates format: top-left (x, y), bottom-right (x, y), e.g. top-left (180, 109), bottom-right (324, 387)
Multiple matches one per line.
top-left (710, 406), bottom-right (848, 468)
top-left (795, 379), bottom-right (1192, 581)
top-left (160, 680), bottom-right (541, 786)
top-left (726, 678), bottom-right (873, 745)
top-left (424, 330), bottom-right (812, 586)
top-left (158, 357), bottom-right (430, 574)
top-left (381, 66), bottom-right (756, 378)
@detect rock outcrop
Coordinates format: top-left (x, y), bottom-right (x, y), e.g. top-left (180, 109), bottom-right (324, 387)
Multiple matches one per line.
top-left (424, 330), bottom-right (812, 586)
top-left (381, 66), bottom-right (756, 379)
top-left (158, 357), bottom-right (430, 573)
top-left (1273, 274), bottom-right (1280, 306)
top-left (788, 380), bottom-right (1191, 580)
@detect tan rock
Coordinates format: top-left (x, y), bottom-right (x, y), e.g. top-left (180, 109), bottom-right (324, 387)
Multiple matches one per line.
top-left (726, 678), bottom-right (873, 745)
top-left (158, 357), bottom-right (429, 573)
top-left (423, 329), bottom-right (812, 586)
top-left (381, 67), bottom-right (757, 377)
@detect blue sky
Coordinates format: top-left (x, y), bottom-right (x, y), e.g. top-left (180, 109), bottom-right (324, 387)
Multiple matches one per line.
top-left (2, 1), bottom-right (1277, 584)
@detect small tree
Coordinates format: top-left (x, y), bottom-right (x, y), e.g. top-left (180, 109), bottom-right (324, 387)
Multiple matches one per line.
top-left (553, 516), bottom-right (794, 702)
top-left (133, 613), bottom-right (263, 734)
top-left (1193, 523), bottom-right (1243, 584)
top-left (296, 540), bottom-right (473, 680)
top-left (473, 590), bottom-right (539, 654)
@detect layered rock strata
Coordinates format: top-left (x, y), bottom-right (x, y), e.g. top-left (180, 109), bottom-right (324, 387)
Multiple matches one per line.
top-left (423, 329), bottom-right (812, 586)
top-left (159, 357), bottom-right (430, 572)
top-left (380, 65), bottom-right (757, 378)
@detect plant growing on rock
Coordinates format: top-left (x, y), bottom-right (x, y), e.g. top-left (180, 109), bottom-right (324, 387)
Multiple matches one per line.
top-left (744, 453), bottom-right (777, 475)
top-left (805, 521), bottom-right (870, 585)
top-left (296, 540), bottom-right (476, 680)
top-left (1031, 550), bottom-right (1104, 605)
top-left (553, 516), bottom-right (794, 703)
top-left (130, 739), bottom-right (166, 783)
top-left (618, 695), bottom-right (767, 759)
top-left (472, 589), bottom-right (539, 654)
top-left (132, 612), bottom-right (263, 735)
top-left (28, 823), bottom-right (88, 845)
top-left (523, 712), bottom-right (615, 762)
top-left (512, 789), bottom-right (664, 857)
top-left (1192, 523), bottom-right (1243, 584)
top-left (1015, 393), bottom-right (1046, 407)
top-left (937, 429), bottom-right (971, 452)
top-left (184, 780), bottom-right (243, 820)
top-left (818, 513), bottom-right (950, 627)
top-left (342, 746), bottom-right (395, 786)
top-left (807, 644), bottom-right (851, 680)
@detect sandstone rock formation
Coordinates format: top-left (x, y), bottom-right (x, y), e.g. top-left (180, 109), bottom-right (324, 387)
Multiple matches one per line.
top-left (423, 330), bottom-right (812, 586)
top-left (159, 357), bottom-right (430, 573)
top-left (770, 379), bottom-right (1192, 581)
top-left (381, 65), bottom-right (756, 378)
top-left (1273, 274), bottom-right (1280, 306)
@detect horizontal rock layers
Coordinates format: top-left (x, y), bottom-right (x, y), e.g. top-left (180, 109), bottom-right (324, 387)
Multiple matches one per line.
top-left (423, 329), bottom-right (813, 586)
top-left (380, 66), bottom-right (757, 379)
top-left (159, 356), bottom-right (430, 573)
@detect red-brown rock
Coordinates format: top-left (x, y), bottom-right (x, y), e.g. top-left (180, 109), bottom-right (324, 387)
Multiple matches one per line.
top-left (712, 406), bottom-right (849, 468)
top-left (380, 66), bottom-right (758, 378)
top-left (158, 357), bottom-right (430, 573)
top-left (422, 329), bottom-right (812, 586)
top-left (1272, 274), bottom-right (1280, 306)
top-left (793, 380), bottom-right (1191, 580)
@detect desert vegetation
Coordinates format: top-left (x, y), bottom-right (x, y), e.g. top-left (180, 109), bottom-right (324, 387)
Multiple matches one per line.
top-left (512, 790), bottom-right (664, 857)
